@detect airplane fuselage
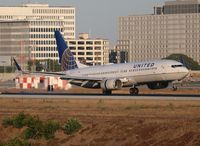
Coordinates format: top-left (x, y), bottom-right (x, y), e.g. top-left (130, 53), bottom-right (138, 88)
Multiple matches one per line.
top-left (64, 59), bottom-right (189, 89)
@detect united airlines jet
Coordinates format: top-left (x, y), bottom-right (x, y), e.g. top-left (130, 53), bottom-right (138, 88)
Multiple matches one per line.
top-left (54, 31), bottom-right (189, 95)
top-left (14, 31), bottom-right (189, 95)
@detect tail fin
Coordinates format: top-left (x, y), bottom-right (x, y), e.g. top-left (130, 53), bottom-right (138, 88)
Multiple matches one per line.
top-left (54, 30), bottom-right (78, 71)
top-left (13, 57), bottom-right (22, 72)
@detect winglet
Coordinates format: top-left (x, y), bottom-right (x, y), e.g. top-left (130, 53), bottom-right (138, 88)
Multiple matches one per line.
top-left (13, 58), bottom-right (22, 71)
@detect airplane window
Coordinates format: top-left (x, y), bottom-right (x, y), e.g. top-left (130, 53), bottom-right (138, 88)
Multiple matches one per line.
top-left (171, 65), bottom-right (183, 68)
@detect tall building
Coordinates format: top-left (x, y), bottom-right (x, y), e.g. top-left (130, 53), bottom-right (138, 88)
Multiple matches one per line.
top-left (0, 4), bottom-right (110, 68)
top-left (118, 0), bottom-right (200, 63)
top-left (68, 33), bottom-right (109, 66)
top-left (0, 20), bottom-right (30, 69)
top-left (0, 4), bottom-right (75, 62)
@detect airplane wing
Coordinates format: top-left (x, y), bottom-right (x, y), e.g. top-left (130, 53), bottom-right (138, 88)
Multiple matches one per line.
top-left (15, 70), bottom-right (66, 77)
top-left (14, 57), bottom-right (104, 81)
top-left (13, 57), bottom-right (66, 77)
top-left (60, 76), bottom-right (130, 83)
top-left (27, 71), bottom-right (66, 76)
top-left (60, 76), bottom-right (103, 81)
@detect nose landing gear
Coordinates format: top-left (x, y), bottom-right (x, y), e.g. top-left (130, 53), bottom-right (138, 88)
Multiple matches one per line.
top-left (129, 87), bottom-right (139, 95)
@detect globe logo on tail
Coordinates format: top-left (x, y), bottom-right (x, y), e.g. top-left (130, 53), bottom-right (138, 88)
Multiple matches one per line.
top-left (61, 49), bottom-right (78, 71)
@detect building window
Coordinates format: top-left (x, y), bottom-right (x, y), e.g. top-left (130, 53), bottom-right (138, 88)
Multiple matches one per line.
top-left (78, 52), bottom-right (84, 55)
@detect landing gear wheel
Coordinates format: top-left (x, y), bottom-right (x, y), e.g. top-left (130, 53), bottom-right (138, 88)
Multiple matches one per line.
top-left (129, 88), bottom-right (139, 95)
top-left (103, 90), bottom-right (112, 95)
top-left (172, 85), bottom-right (178, 91)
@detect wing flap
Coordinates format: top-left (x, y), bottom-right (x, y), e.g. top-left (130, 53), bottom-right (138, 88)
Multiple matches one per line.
top-left (60, 76), bottom-right (103, 81)
top-left (60, 76), bottom-right (130, 83)
top-left (26, 71), bottom-right (66, 77)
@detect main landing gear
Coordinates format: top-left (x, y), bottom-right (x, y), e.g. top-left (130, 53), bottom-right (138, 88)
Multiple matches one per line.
top-left (172, 84), bottom-right (178, 91)
top-left (129, 87), bottom-right (139, 95)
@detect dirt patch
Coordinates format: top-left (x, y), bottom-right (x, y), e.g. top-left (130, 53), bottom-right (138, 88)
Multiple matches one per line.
top-left (0, 98), bottom-right (200, 146)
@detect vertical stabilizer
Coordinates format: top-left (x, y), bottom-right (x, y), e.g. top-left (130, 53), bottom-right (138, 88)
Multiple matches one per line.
top-left (55, 31), bottom-right (78, 71)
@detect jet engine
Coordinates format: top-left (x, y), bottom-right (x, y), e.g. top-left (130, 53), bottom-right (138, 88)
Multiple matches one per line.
top-left (100, 79), bottom-right (123, 90)
top-left (147, 82), bottom-right (169, 90)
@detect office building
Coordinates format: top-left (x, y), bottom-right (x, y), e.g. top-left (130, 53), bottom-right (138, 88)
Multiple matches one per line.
top-left (118, 0), bottom-right (200, 63)
top-left (0, 4), bottom-right (110, 67)
top-left (0, 4), bottom-right (75, 63)
top-left (68, 33), bottom-right (109, 66)
top-left (0, 20), bottom-right (29, 69)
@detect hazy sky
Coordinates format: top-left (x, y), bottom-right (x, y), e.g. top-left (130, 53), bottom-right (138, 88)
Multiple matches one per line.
top-left (0, 0), bottom-right (165, 44)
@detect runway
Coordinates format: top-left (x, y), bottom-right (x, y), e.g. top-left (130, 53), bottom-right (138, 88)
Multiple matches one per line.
top-left (0, 92), bottom-right (200, 100)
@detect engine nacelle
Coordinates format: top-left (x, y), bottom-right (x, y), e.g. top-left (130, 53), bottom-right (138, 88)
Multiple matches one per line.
top-left (101, 79), bottom-right (123, 90)
top-left (147, 82), bottom-right (169, 90)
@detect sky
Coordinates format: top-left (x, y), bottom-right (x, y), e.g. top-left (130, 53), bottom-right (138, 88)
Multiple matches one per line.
top-left (0, 0), bottom-right (165, 44)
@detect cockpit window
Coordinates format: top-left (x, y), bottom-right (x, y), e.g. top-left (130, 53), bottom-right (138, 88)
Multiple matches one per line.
top-left (171, 65), bottom-right (183, 68)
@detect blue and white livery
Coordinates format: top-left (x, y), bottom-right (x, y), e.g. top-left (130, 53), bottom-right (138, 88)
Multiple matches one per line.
top-left (55, 31), bottom-right (189, 95)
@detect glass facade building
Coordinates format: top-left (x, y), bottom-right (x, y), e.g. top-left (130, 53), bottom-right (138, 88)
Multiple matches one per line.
top-left (118, 0), bottom-right (200, 63)
top-left (0, 21), bottom-right (29, 69)
top-left (0, 4), bottom-right (75, 62)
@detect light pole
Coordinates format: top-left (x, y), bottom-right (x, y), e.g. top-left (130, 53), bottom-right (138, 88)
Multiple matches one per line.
top-left (29, 45), bottom-right (37, 71)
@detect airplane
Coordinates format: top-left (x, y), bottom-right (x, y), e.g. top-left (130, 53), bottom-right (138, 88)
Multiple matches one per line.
top-left (14, 30), bottom-right (189, 95)
top-left (55, 31), bottom-right (189, 95)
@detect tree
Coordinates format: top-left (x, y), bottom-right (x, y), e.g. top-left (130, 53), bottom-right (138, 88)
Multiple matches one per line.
top-left (27, 60), bottom-right (34, 71)
top-left (35, 60), bottom-right (44, 71)
top-left (26, 59), bottom-right (61, 72)
top-left (45, 59), bottom-right (61, 72)
top-left (165, 54), bottom-right (200, 70)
